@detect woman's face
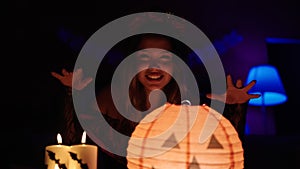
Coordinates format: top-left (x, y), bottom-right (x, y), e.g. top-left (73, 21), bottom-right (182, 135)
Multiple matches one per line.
top-left (135, 36), bottom-right (174, 93)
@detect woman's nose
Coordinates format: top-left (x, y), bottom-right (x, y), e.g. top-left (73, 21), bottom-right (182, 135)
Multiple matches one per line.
top-left (148, 60), bottom-right (161, 69)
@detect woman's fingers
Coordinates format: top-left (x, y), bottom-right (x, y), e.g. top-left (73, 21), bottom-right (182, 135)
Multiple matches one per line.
top-left (62, 68), bottom-right (70, 75)
top-left (236, 79), bottom-right (243, 88)
top-left (51, 72), bottom-right (63, 80)
top-left (243, 80), bottom-right (257, 91)
top-left (226, 75), bottom-right (234, 88)
top-left (51, 68), bottom-right (93, 90)
top-left (249, 93), bottom-right (261, 99)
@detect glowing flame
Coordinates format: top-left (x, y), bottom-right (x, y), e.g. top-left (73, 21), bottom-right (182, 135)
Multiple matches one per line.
top-left (54, 164), bottom-right (59, 169)
top-left (57, 133), bottom-right (62, 144)
top-left (81, 131), bottom-right (86, 144)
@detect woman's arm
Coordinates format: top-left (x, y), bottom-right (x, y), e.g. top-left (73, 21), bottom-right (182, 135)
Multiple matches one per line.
top-left (51, 68), bottom-right (94, 145)
top-left (206, 75), bottom-right (260, 145)
top-left (222, 102), bottom-right (249, 146)
top-left (51, 68), bottom-right (130, 167)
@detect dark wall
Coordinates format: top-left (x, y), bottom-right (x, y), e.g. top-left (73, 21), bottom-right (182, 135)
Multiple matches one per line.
top-left (268, 42), bottom-right (300, 136)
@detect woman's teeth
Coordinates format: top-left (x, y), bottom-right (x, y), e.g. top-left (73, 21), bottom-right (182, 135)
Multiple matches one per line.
top-left (147, 75), bottom-right (162, 80)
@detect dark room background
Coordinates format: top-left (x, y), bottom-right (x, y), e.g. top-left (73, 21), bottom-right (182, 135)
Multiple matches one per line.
top-left (9, 0), bottom-right (300, 168)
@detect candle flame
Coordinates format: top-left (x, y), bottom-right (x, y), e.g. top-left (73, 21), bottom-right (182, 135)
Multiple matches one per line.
top-left (54, 164), bottom-right (59, 169)
top-left (57, 133), bottom-right (62, 144)
top-left (81, 131), bottom-right (86, 144)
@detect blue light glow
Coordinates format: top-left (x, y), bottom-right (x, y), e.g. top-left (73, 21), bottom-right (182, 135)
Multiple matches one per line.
top-left (246, 64), bottom-right (287, 106)
top-left (266, 37), bottom-right (300, 44)
top-left (249, 92), bottom-right (287, 106)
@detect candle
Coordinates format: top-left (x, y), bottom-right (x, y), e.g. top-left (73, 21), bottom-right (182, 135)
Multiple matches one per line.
top-left (68, 131), bottom-right (98, 169)
top-left (45, 133), bottom-right (70, 169)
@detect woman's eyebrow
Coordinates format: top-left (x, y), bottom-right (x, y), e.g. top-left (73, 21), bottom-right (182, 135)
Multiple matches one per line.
top-left (160, 50), bottom-right (173, 55)
top-left (136, 49), bottom-right (173, 56)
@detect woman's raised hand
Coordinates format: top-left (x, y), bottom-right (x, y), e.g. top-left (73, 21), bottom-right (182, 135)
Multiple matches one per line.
top-left (51, 68), bottom-right (93, 90)
top-left (206, 75), bottom-right (261, 104)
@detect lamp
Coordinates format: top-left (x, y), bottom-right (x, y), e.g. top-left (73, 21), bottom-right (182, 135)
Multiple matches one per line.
top-left (246, 64), bottom-right (287, 106)
top-left (245, 64), bottom-right (287, 134)
top-left (127, 104), bottom-right (244, 169)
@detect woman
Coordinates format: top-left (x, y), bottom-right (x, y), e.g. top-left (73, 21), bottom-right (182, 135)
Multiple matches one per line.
top-left (51, 32), bottom-right (259, 169)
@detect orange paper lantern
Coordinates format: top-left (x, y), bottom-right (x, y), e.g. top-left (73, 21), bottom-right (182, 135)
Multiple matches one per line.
top-left (127, 104), bottom-right (244, 169)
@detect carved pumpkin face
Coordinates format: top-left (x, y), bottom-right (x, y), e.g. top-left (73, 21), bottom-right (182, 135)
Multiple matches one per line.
top-left (127, 104), bottom-right (243, 169)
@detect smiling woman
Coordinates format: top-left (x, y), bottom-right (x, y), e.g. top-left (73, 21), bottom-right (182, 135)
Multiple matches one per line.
top-left (50, 12), bottom-right (260, 169)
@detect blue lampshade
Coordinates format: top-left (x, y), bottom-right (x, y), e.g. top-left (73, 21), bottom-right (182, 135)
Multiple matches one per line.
top-left (245, 64), bottom-right (287, 106)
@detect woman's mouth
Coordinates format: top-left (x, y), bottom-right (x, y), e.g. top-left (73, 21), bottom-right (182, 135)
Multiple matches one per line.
top-left (145, 73), bottom-right (163, 81)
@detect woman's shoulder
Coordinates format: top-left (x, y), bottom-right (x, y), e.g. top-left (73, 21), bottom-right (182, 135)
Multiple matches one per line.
top-left (97, 85), bottom-right (112, 102)
top-left (95, 85), bottom-right (123, 119)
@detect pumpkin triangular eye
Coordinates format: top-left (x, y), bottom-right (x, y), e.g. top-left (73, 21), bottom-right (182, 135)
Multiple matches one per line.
top-left (207, 134), bottom-right (223, 149)
top-left (162, 133), bottom-right (180, 149)
top-left (188, 156), bottom-right (201, 169)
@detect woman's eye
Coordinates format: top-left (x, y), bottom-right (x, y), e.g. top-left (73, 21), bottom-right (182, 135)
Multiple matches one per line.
top-left (160, 55), bottom-right (172, 62)
top-left (137, 54), bottom-right (150, 61)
